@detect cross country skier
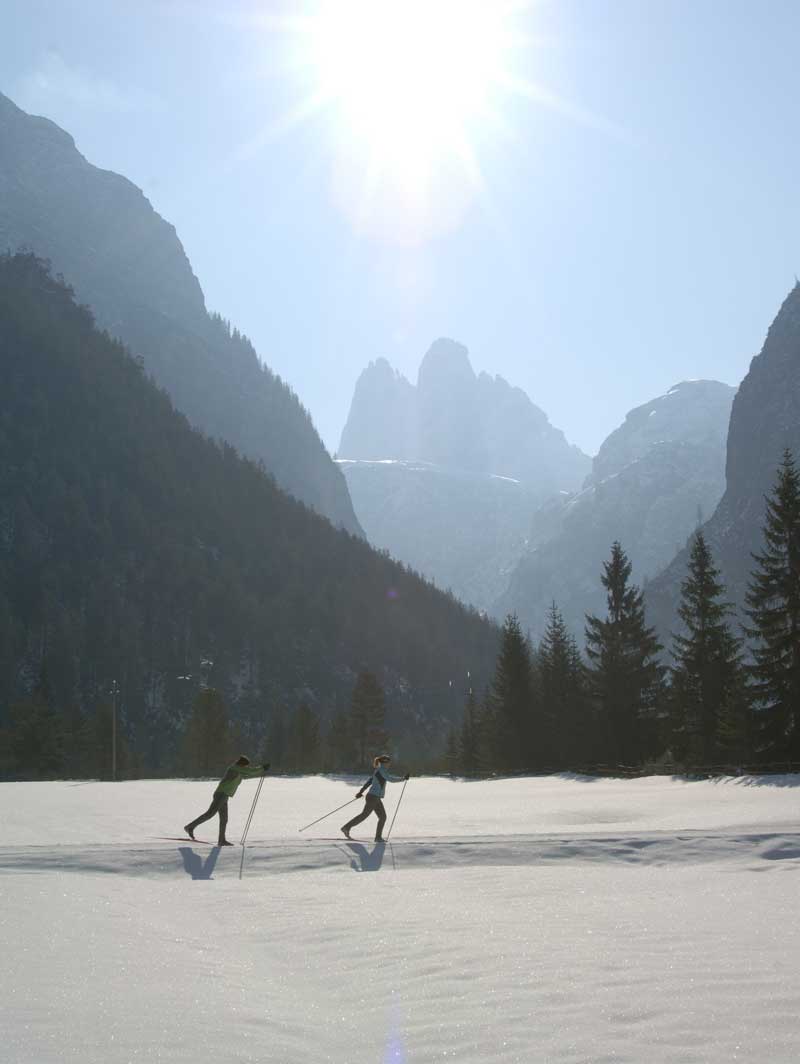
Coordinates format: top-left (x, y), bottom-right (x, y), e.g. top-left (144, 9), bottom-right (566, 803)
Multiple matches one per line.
top-left (183, 755), bottom-right (269, 846)
top-left (341, 754), bottom-right (408, 842)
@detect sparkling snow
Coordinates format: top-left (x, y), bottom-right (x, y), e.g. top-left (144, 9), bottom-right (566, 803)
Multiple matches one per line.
top-left (2, 774), bottom-right (799, 1063)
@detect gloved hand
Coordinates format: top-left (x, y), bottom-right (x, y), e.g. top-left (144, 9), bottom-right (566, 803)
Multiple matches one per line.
top-left (262, 763), bottom-right (270, 772)
top-left (404, 774), bottom-right (410, 780)
top-left (356, 791), bottom-right (364, 798)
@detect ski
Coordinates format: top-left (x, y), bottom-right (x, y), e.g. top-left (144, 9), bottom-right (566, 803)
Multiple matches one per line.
top-left (151, 836), bottom-right (219, 845)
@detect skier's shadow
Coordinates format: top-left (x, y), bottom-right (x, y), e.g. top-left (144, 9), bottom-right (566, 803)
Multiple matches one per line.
top-left (179, 846), bottom-right (221, 880)
top-left (342, 841), bottom-right (388, 872)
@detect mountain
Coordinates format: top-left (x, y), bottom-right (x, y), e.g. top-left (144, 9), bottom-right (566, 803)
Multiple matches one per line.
top-left (337, 459), bottom-right (539, 612)
top-left (646, 284), bottom-right (800, 637)
top-left (0, 90), bottom-right (361, 534)
top-left (339, 339), bottom-right (590, 488)
top-left (498, 380), bottom-right (736, 640)
top-left (337, 341), bottom-right (590, 609)
top-left (0, 254), bottom-right (497, 769)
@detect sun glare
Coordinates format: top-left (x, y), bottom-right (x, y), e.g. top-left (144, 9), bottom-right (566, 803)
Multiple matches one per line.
top-left (301, 0), bottom-right (520, 241)
top-left (311, 0), bottom-right (507, 157)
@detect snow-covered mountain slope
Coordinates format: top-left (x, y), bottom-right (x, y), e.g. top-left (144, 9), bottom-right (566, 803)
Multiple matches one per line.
top-left (337, 458), bottom-right (538, 611)
top-left (4, 775), bottom-right (800, 1064)
top-left (498, 380), bottom-right (735, 639)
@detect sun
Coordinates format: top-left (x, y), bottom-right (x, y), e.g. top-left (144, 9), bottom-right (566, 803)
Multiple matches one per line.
top-left (309, 0), bottom-right (509, 161)
top-left (299, 0), bottom-right (521, 241)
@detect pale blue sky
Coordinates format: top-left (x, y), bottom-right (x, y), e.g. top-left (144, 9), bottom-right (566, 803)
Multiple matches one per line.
top-left (4, 0), bottom-right (800, 456)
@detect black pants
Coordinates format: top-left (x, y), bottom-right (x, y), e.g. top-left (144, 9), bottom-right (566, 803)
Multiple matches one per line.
top-left (343, 794), bottom-right (387, 840)
top-left (187, 791), bottom-right (229, 844)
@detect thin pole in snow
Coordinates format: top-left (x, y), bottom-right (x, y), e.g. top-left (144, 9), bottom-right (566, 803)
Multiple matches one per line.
top-left (238, 775), bottom-right (265, 880)
top-left (385, 779), bottom-right (408, 841)
top-left (298, 796), bottom-right (359, 833)
top-left (110, 680), bottom-right (119, 781)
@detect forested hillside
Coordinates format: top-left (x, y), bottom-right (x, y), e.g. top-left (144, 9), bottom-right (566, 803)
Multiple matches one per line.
top-left (0, 90), bottom-right (361, 534)
top-left (0, 255), bottom-right (497, 774)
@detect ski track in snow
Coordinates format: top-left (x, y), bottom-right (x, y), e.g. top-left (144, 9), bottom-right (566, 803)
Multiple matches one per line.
top-left (2, 775), bottom-right (799, 1064)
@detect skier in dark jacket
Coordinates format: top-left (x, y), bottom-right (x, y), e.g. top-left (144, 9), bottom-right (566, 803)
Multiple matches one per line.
top-left (184, 755), bottom-right (268, 846)
top-left (341, 755), bottom-right (408, 842)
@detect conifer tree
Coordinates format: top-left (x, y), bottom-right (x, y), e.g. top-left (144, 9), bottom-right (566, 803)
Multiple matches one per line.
top-left (443, 727), bottom-right (460, 775)
top-left (183, 688), bottom-right (229, 776)
top-left (474, 692), bottom-right (498, 775)
top-left (745, 450), bottom-right (800, 760)
top-left (6, 691), bottom-right (65, 777)
top-left (285, 702), bottom-right (320, 773)
top-left (669, 532), bottom-right (746, 766)
top-left (327, 707), bottom-right (355, 772)
top-left (349, 671), bottom-right (389, 766)
top-left (489, 614), bottom-right (535, 772)
top-left (266, 705), bottom-right (288, 769)
top-left (459, 690), bottom-right (481, 777)
top-left (539, 602), bottom-right (588, 768)
top-left (585, 542), bottom-right (664, 766)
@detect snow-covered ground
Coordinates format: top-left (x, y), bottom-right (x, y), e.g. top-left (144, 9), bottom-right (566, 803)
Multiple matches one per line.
top-left (2, 774), bottom-right (799, 1063)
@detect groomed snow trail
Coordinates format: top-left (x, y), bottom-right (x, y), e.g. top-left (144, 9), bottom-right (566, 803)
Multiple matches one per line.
top-left (1, 775), bottom-right (799, 1064)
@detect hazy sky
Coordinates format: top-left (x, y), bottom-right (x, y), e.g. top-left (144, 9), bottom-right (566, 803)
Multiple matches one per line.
top-left (4, 0), bottom-right (800, 456)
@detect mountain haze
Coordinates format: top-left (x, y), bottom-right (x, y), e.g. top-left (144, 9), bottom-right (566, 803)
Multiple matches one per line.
top-left (0, 90), bottom-right (361, 534)
top-left (647, 284), bottom-right (800, 638)
top-left (338, 341), bottom-right (590, 609)
top-left (0, 255), bottom-right (498, 766)
top-left (339, 339), bottom-right (590, 489)
top-left (499, 380), bottom-right (736, 640)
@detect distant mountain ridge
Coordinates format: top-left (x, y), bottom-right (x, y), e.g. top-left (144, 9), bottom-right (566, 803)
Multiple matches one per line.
top-left (0, 90), bottom-right (361, 534)
top-left (498, 380), bottom-right (736, 640)
top-left (339, 339), bottom-right (591, 489)
top-left (646, 284), bottom-right (800, 638)
top-left (337, 340), bottom-right (591, 610)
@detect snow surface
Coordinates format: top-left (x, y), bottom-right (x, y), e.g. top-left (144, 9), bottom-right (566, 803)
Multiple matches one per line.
top-left (2, 774), bottom-right (799, 1063)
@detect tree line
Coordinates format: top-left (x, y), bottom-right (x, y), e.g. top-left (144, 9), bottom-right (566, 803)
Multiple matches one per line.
top-left (1, 254), bottom-right (797, 780)
top-left (446, 449), bottom-right (800, 775)
top-left (0, 253), bottom-right (497, 779)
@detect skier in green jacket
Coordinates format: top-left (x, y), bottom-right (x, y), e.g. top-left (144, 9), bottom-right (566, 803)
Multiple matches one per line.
top-left (184, 755), bottom-right (268, 846)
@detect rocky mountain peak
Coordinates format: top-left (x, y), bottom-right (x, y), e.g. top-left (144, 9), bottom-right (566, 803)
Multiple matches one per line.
top-left (590, 379), bottom-right (736, 487)
top-left (417, 338), bottom-right (475, 391)
top-left (646, 282), bottom-right (800, 637)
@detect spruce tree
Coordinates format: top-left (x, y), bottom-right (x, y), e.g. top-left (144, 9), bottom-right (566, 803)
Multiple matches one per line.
top-left (266, 704), bottom-right (287, 770)
top-left (489, 614), bottom-right (535, 772)
top-left (745, 450), bottom-right (800, 761)
top-left (183, 688), bottom-right (229, 776)
top-left (285, 702), bottom-right (320, 773)
top-left (539, 602), bottom-right (588, 768)
top-left (585, 542), bottom-right (664, 766)
top-left (443, 727), bottom-right (460, 776)
top-left (459, 690), bottom-right (481, 777)
top-left (670, 532), bottom-right (745, 766)
top-left (327, 707), bottom-right (355, 772)
top-left (349, 671), bottom-right (389, 767)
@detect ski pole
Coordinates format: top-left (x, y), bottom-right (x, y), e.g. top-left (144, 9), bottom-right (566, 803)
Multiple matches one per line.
top-left (298, 796), bottom-right (359, 833)
top-left (240, 775), bottom-right (265, 846)
top-left (239, 775), bottom-right (265, 881)
top-left (385, 778), bottom-right (408, 841)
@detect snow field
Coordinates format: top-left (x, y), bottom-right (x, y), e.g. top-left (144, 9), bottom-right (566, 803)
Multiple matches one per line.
top-left (1, 775), bottom-right (799, 1064)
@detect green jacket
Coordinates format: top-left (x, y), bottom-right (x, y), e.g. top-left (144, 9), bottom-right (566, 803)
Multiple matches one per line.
top-left (214, 762), bottom-right (265, 798)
